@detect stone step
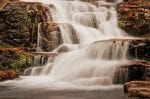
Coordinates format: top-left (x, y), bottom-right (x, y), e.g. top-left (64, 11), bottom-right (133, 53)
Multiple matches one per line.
top-left (31, 52), bottom-right (58, 57)
top-left (89, 38), bottom-right (150, 60)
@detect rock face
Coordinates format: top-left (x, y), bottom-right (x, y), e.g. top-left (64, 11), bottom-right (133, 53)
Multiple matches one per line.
top-left (114, 60), bottom-right (150, 84)
top-left (128, 39), bottom-right (150, 60)
top-left (0, 47), bottom-right (33, 72)
top-left (117, 0), bottom-right (150, 36)
top-left (0, 70), bottom-right (17, 81)
top-left (0, 1), bottom-right (48, 50)
top-left (0, 49), bottom-right (19, 69)
top-left (39, 22), bottom-right (79, 51)
top-left (39, 22), bottom-right (62, 51)
top-left (0, 1), bottom-right (48, 73)
top-left (124, 81), bottom-right (150, 98)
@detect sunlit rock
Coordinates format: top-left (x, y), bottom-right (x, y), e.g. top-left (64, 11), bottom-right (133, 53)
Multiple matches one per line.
top-left (117, 0), bottom-right (150, 36)
top-left (124, 81), bottom-right (150, 98)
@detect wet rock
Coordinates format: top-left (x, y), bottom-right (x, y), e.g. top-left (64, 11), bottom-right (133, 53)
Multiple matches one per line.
top-left (0, 70), bottom-right (17, 81)
top-left (93, 1), bottom-right (115, 8)
top-left (129, 39), bottom-right (150, 60)
top-left (23, 67), bottom-right (33, 75)
top-left (32, 52), bottom-right (58, 56)
top-left (54, 44), bottom-right (70, 53)
top-left (39, 22), bottom-right (62, 51)
top-left (117, 0), bottom-right (150, 36)
top-left (39, 22), bottom-right (79, 51)
top-left (124, 81), bottom-right (150, 98)
top-left (0, 1), bottom-right (48, 50)
top-left (24, 66), bottom-right (43, 75)
top-left (114, 60), bottom-right (150, 84)
top-left (91, 38), bottom-right (150, 60)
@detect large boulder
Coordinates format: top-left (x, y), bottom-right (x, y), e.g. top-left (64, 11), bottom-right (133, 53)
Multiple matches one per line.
top-left (124, 81), bottom-right (150, 98)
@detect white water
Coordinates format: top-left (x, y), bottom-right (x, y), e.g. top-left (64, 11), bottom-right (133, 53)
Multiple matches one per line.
top-left (1, 0), bottom-right (130, 89)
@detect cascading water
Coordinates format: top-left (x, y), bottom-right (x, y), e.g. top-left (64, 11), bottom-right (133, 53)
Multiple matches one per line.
top-left (2, 0), bottom-right (131, 89)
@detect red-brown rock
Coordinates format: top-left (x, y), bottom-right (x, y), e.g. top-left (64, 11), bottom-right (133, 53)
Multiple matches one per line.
top-left (117, 1), bottom-right (150, 36)
top-left (39, 22), bottom-right (62, 51)
top-left (0, 70), bottom-right (17, 81)
top-left (124, 81), bottom-right (150, 98)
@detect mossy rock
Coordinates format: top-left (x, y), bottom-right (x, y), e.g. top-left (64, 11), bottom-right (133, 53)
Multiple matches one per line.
top-left (0, 44), bottom-right (33, 71)
top-left (0, 1), bottom-right (48, 50)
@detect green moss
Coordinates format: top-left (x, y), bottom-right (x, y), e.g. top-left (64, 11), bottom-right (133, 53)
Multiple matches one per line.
top-left (11, 52), bottom-right (33, 70)
top-left (118, 21), bottom-right (126, 29)
top-left (0, 62), bottom-right (5, 69)
top-left (0, 43), bottom-right (13, 48)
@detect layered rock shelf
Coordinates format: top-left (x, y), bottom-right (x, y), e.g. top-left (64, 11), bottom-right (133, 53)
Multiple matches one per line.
top-left (124, 81), bottom-right (150, 98)
top-left (38, 22), bottom-right (62, 51)
top-left (117, 0), bottom-right (150, 36)
top-left (31, 52), bottom-right (58, 57)
top-left (92, 38), bottom-right (150, 60)
top-left (114, 60), bottom-right (150, 84)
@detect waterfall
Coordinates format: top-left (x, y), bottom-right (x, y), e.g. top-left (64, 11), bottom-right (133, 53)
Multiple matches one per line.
top-left (5, 0), bottom-right (130, 88)
top-left (31, 0), bottom-right (128, 84)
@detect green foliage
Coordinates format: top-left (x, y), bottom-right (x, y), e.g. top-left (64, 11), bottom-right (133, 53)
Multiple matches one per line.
top-left (0, 43), bottom-right (13, 48)
top-left (10, 52), bottom-right (33, 70)
top-left (0, 62), bottom-right (4, 69)
top-left (118, 21), bottom-right (125, 29)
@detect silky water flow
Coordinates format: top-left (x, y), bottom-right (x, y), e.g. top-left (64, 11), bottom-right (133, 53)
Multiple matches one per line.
top-left (1, 0), bottom-right (133, 90)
